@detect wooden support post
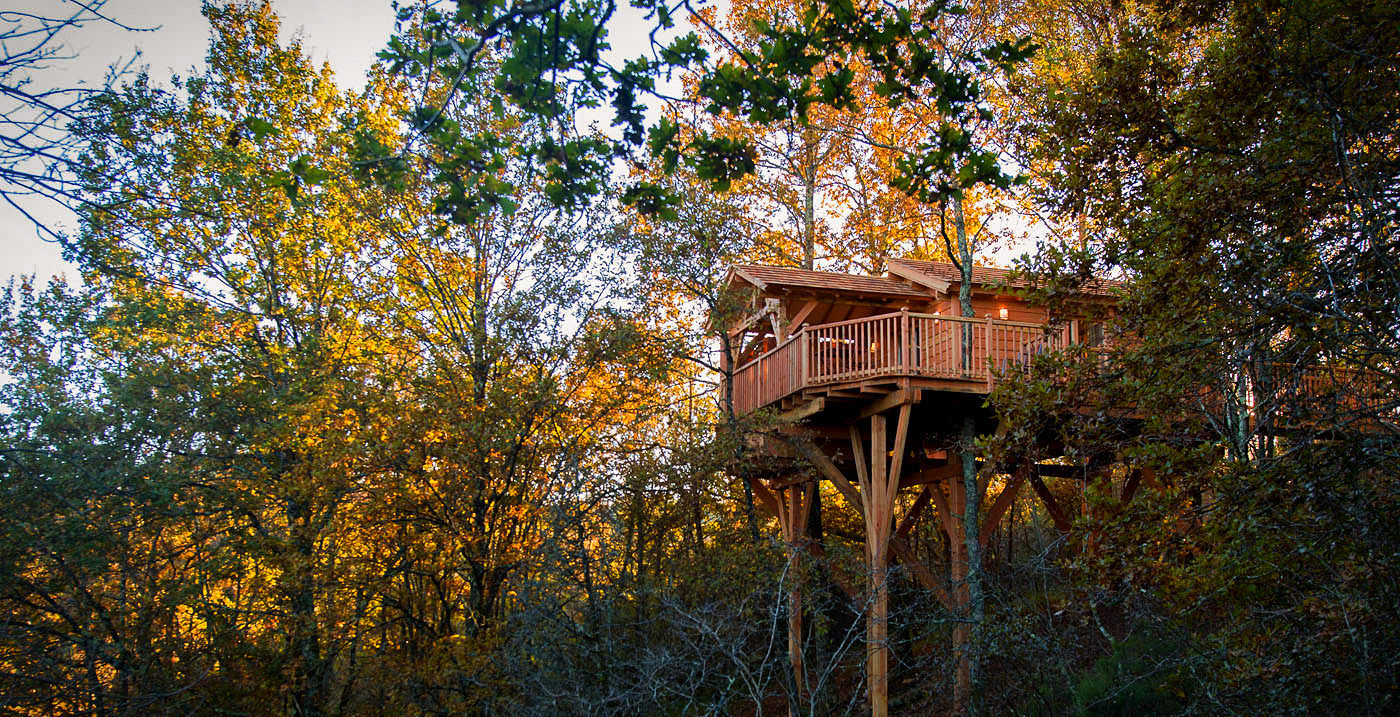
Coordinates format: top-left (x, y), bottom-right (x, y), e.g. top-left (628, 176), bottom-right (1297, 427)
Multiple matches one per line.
top-left (752, 465), bottom-right (861, 601)
top-left (985, 316), bottom-right (995, 391)
top-left (900, 308), bottom-right (910, 371)
top-left (865, 404), bottom-right (910, 717)
top-left (1122, 466), bottom-right (1155, 504)
top-left (789, 396), bottom-right (915, 717)
top-left (799, 327), bottom-right (809, 387)
top-left (868, 413), bottom-right (889, 717)
top-left (944, 452), bottom-right (972, 711)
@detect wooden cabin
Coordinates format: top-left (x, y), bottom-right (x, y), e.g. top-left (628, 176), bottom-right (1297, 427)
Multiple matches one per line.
top-left (720, 258), bottom-right (1121, 717)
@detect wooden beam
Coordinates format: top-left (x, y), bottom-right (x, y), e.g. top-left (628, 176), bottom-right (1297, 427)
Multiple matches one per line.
top-left (869, 415), bottom-right (886, 553)
top-left (749, 471), bottom-right (860, 601)
top-left (887, 261), bottom-right (951, 295)
top-left (895, 486), bottom-right (933, 542)
top-left (1122, 467), bottom-right (1145, 503)
top-left (778, 398), bottom-right (824, 423)
top-left (886, 404), bottom-right (911, 500)
top-left (730, 266), bottom-right (768, 291)
top-left (849, 426), bottom-right (870, 502)
top-left (979, 462), bottom-right (1030, 548)
top-left (889, 536), bottom-right (952, 608)
top-left (787, 300), bottom-right (818, 331)
top-left (1028, 472), bottom-right (1073, 533)
top-left (899, 462), bottom-right (959, 489)
top-left (868, 412), bottom-right (889, 717)
top-left (793, 440), bottom-right (862, 510)
top-left (858, 388), bottom-right (921, 420)
top-left (728, 299), bottom-right (776, 337)
top-left (925, 476), bottom-right (960, 538)
top-left (750, 476), bottom-right (781, 517)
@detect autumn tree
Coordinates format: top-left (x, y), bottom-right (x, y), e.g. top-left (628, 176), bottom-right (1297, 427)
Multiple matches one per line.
top-left (0, 278), bottom-right (224, 714)
top-left (3, 3), bottom-right (678, 715)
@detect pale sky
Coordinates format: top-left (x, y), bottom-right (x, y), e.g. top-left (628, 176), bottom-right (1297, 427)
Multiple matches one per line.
top-left (2, 0), bottom-right (686, 282)
top-left (2, 0), bottom-right (397, 281)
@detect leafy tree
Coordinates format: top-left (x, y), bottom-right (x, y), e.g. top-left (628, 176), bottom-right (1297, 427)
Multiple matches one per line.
top-left (998, 0), bottom-right (1400, 712)
top-left (0, 278), bottom-right (214, 714)
top-left (29, 3), bottom-right (676, 715)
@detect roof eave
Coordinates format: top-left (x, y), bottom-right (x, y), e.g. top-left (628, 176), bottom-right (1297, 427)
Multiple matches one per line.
top-left (727, 266), bottom-right (768, 292)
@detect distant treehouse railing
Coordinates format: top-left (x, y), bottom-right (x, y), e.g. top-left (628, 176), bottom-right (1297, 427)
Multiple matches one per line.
top-left (730, 310), bottom-right (1072, 414)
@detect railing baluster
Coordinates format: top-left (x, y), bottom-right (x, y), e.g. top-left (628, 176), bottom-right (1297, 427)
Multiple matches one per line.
top-left (985, 317), bottom-right (993, 389)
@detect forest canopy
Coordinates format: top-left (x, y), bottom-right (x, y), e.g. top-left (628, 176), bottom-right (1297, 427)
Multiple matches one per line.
top-left (1, 1), bottom-right (1397, 716)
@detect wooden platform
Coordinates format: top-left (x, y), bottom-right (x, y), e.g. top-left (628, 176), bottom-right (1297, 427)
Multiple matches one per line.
top-left (732, 310), bottom-right (1069, 415)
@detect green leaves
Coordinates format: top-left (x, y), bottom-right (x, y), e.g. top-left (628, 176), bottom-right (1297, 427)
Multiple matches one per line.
top-left (374, 0), bottom-right (1032, 220)
top-left (620, 182), bottom-right (677, 221)
top-left (659, 32), bottom-right (708, 67)
top-left (981, 37), bottom-right (1039, 74)
top-left (687, 134), bottom-right (756, 193)
top-left (243, 116), bottom-right (280, 141)
top-left (675, 0), bottom-right (1030, 204)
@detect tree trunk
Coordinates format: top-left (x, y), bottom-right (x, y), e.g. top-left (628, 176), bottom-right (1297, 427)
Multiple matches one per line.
top-left (951, 195), bottom-right (985, 717)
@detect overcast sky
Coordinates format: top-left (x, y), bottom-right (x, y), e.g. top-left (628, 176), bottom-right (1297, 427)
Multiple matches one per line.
top-left (2, 0), bottom-right (399, 281)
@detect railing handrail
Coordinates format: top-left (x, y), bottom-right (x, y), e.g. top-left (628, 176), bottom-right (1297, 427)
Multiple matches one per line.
top-left (905, 312), bottom-right (1062, 330)
top-left (805, 311), bottom-right (905, 331)
top-left (736, 313), bottom-right (1068, 375)
top-left (730, 312), bottom-right (1390, 418)
top-left (729, 311), bottom-right (1083, 414)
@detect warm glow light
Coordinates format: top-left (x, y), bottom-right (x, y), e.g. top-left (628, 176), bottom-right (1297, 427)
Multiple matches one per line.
top-left (998, 307), bottom-right (1009, 320)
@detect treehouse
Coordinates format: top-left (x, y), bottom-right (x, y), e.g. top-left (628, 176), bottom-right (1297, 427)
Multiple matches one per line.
top-left (721, 258), bottom-right (1119, 717)
top-left (721, 258), bottom-right (1390, 717)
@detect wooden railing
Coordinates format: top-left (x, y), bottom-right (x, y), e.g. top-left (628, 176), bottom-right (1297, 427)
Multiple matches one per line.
top-left (730, 311), bottom-right (1072, 414)
top-left (1266, 363), bottom-right (1395, 419)
top-left (732, 332), bottom-right (807, 415)
top-left (729, 313), bottom-right (1394, 420)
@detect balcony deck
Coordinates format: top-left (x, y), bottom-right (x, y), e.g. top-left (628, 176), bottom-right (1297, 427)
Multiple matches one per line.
top-left (730, 310), bottom-right (1069, 415)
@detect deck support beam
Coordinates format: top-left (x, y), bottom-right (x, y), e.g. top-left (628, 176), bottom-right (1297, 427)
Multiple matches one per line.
top-left (796, 398), bottom-right (914, 717)
top-left (979, 461), bottom-right (1031, 548)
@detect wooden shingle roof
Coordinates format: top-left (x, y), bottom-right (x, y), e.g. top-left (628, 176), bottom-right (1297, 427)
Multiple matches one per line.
top-left (888, 258), bottom-right (1120, 297)
top-left (729, 264), bottom-right (928, 299)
